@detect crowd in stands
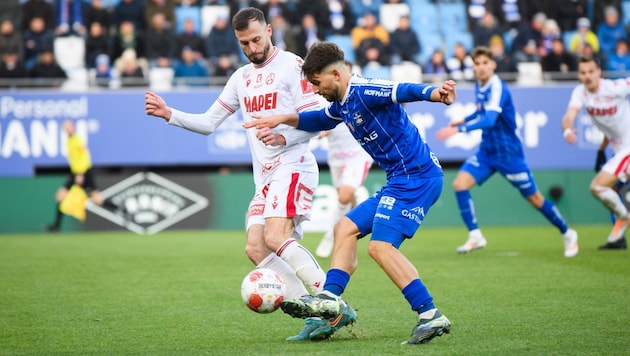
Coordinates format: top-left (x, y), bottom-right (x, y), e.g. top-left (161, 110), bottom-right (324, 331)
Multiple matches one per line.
top-left (1, 0), bottom-right (630, 88)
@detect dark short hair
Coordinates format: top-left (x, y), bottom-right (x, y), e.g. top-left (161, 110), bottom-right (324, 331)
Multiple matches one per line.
top-left (471, 46), bottom-right (493, 60)
top-left (232, 7), bottom-right (266, 31)
top-left (302, 42), bottom-right (345, 78)
top-left (577, 54), bottom-right (600, 68)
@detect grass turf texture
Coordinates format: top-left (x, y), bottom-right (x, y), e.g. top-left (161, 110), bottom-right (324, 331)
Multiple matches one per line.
top-left (1, 225), bottom-right (628, 355)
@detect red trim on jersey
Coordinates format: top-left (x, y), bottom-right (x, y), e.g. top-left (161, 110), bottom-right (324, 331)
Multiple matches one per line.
top-left (254, 46), bottom-right (279, 68)
top-left (614, 154), bottom-right (630, 177)
top-left (217, 99), bottom-right (236, 113)
top-left (296, 101), bottom-right (320, 113)
top-left (286, 172), bottom-right (299, 217)
top-left (276, 238), bottom-right (296, 256)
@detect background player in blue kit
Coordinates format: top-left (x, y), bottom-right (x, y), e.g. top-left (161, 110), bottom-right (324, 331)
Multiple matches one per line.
top-left (244, 41), bottom-right (456, 345)
top-left (436, 46), bottom-right (579, 258)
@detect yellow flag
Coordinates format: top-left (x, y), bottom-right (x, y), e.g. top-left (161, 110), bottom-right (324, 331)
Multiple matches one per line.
top-left (60, 185), bottom-right (88, 222)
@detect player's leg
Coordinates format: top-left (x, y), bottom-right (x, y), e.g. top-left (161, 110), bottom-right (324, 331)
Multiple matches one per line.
top-left (591, 168), bottom-right (629, 244)
top-left (454, 154), bottom-right (492, 253)
top-left (316, 184), bottom-right (354, 258)
top-left (367, 176), bottom-right (450, 345)
top-left (45, 175), bottom-right (73, 232)
top-left (599, 181), bottom-right (629, 250)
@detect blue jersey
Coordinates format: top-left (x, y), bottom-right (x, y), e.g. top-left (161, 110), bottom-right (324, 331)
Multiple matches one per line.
top-left (298, 75), bottom-right (443, 180)
top-left (459, 74), bottom-right (523, 161)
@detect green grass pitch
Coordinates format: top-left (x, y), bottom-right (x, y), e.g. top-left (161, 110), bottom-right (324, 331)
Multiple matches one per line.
top-left (1, 225), bottom-right (628, 355)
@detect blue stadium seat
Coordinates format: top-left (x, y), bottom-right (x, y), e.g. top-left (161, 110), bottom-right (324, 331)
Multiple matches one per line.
top-left (623, 1), bottom-right (630, 25)
top-left (410, 2), bottom-right (440, 35)
top-left (325, 34), bottom-right (356, 63)
top-left (563, 30), bottom-right (576, 49)
top-left (362, 63), bottom-right (391, 80)
top-left (175, 6), bottom-right (202, 34)
top-left (444, 31), bottom-right (473, 59)
top-left (418, 32), bottom-right (444, 66)
top-left (437, 2), bottom-right (468, 33)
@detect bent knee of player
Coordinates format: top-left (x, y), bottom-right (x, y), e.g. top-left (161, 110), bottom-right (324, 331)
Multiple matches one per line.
top-left (334, 216), bottom-right (359, 239)
top-left (453, 172), bottom-right (475, 191)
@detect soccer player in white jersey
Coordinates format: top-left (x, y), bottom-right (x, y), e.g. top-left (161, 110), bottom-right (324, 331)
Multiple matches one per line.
top-left (144, 7), bottom-right (327, 340)
top-left (562, 55), bottom-right (630, 249)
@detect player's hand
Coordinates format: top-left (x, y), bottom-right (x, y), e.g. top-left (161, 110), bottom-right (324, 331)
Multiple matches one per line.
top-left (563, 128), bottom-right (577, 144)
top-left (145, 91), bottom-right (172, 121)
top-left (449, 120), bottom-right (465, 127)
top-left (595, 150), bottom-right (607, 172)
top-left (243, 114), bottom-right (283, 129)
top-left (436, 126), bottom-right (458, 141)
top-left (439, 80), bottom-right (456, 105)
top-left (256, 127), bottom-right (285, 146)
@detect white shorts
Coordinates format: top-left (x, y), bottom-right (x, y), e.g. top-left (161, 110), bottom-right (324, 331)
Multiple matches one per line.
top-left (329, 156), bottom-right (373, 189)
top-left (245, 169), bottom-right (318, 239)
top-left (602, 146), bottom-right (630, 183)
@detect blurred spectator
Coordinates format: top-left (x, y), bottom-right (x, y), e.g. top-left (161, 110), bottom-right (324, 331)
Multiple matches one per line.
top-left (145, 12), bottom-right (176, 68)
top-left (23, 16), bottom-right (55, 70)
top-left (85, 22), bottom-right (111, 68)
top-left (327, 0), bottom-right (354, 36)
top-left (423, 49), bottom-right (448, 82)
top-left (114, 0), bottom-right (146, 31)
top-left (259, 0), bottom-right (290, 24)
top-left (472, 11), bottom-right (503, 47)
top-left (553, 0), bottom-right (587, 32)
top-left (21, 0), bottom-right (55, 31)
top-left (596, 6), bottom-right (627, 60)
top-left (294, 0), bottom-right (331, 32)
top-left (175, 0), bottom-right (202, 6)
top-left (295, 13), bottom-right (325, 58)
top-left (115, 48), bottom-right (147, 86)
top-left (112, 20), bottom-right (146, 63)
top-left (593, 0), bottom-right (622, 30)
top-left (350, 0), bottom-right (383, 22)
top-left (389, 14), bottom-right (420, 65)
top-left (29, 48), bottom-right (67, 85)
top-left (510, 12), bottom-right (545, 63)
top-left (85, 0), bottom-right (112, 32)
top-left (173, 45), bottom-right (209, 86)
top-left (0, 18), bottom-right (24, 64)
top-left (500, 0), bottom-right (522, 29)
top-left (568, 17), bottom-right (600, 56)
top-left (0, 1), bottom-right (21, 30)
top-left (175, 17), bottom-right (206, 60)
top-left (271, 14), bottom-right (297, 54)
top-left (205, 13), bottom-right (240, 74)
top-left (446, 42), bottom-right (474, 81)
top-left (145, 0), bottom-right (175, 30)
top-left (0, 49), bottom-right (27, 85)
top-left (605, 39), bottom-right (630, 75)
top-left (228, 0), bottom-right (262, 22)
top-left (213, 54), bottom-right (237, 77)
top-left (488, 35), bottom-right (517, 75)
top-left (540, 19), bottom-right (561, 57)
top-left (541, 37), bottom-right (577, 74)
top-left (93, 53), bottom-right (114, 88)
top-left (351, 12), bottom-right (389, 66)
top-left (55, 0), bottom-right (86, 36)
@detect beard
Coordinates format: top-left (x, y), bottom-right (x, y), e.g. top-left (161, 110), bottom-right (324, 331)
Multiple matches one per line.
top-left (247, 41), bottom-right (271, 65)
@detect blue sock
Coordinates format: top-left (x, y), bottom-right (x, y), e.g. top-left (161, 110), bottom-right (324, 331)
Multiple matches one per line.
top-left (539, 199), bottom-right (568, 234)
top-left (402, 279), bottom-right (434, 313)
top-left (455, 190), bottom-right (478, 231)
top-left (323, 268), bottom-right (350, 296)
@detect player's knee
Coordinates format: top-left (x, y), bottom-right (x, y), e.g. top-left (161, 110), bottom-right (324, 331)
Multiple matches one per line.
top-left (367, 240), bottom-right (389, 262)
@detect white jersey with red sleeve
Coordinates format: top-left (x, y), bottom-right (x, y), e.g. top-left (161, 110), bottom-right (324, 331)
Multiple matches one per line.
top-left (568, 78), bottom-right (630, 153)
top-left (168, 47), bottom-right (321, 186)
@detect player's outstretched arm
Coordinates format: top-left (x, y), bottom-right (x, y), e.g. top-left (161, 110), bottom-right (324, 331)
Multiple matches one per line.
top-left (561, 106), bottom-right (580, 144)
top-left (145, 91), bottom-right (172, 121)
top-left (430, 80), bottom-right (456, 105)
top-left (243, 113), bottom-right (299, 130)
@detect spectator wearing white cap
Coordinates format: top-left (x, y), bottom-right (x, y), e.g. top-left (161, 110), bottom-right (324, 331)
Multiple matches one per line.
top-left (569, 17), bottom-right (600, 56)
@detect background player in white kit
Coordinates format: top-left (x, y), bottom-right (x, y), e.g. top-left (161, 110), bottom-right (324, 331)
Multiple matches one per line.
top-left (315, 61), bottom-right (374, 258)
top-left (562, 55), bottom-right (630, 249)
top-left (144, 7), bottom-right (327, 340)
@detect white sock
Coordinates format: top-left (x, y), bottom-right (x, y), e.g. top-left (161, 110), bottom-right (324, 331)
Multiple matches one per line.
top-left (324, 202), bottom-right (352, 241)
top-left (594, 186), bottom-right (629, 220)
top-left (258, 253), bottom-right (308, 299)
top-left (419, 308), bottom-right (437, 320)
top-left (469, 229), bottom-right (484, 239)
top-left (277, 239), bottom-right (326, 295)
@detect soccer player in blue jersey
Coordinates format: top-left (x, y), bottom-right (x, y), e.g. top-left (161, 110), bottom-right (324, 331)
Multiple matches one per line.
top-left (244, 41), bottom-right (455, 345)
top-left (436, 46), bottom-right (578, 257)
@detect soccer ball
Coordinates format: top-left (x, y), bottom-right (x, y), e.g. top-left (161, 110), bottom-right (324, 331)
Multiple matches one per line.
top-left (241, 268), bottom-right (286, 313)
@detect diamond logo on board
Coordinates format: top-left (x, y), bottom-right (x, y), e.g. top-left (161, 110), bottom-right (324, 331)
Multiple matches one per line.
top-left (87, 172), bottom-right (208, 235)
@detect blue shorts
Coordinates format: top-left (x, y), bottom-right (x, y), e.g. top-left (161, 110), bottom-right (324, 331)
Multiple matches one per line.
top-left (460, 152), bottom-right (538, 197)
top-left (346, 175), bottom-right (443, 248)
